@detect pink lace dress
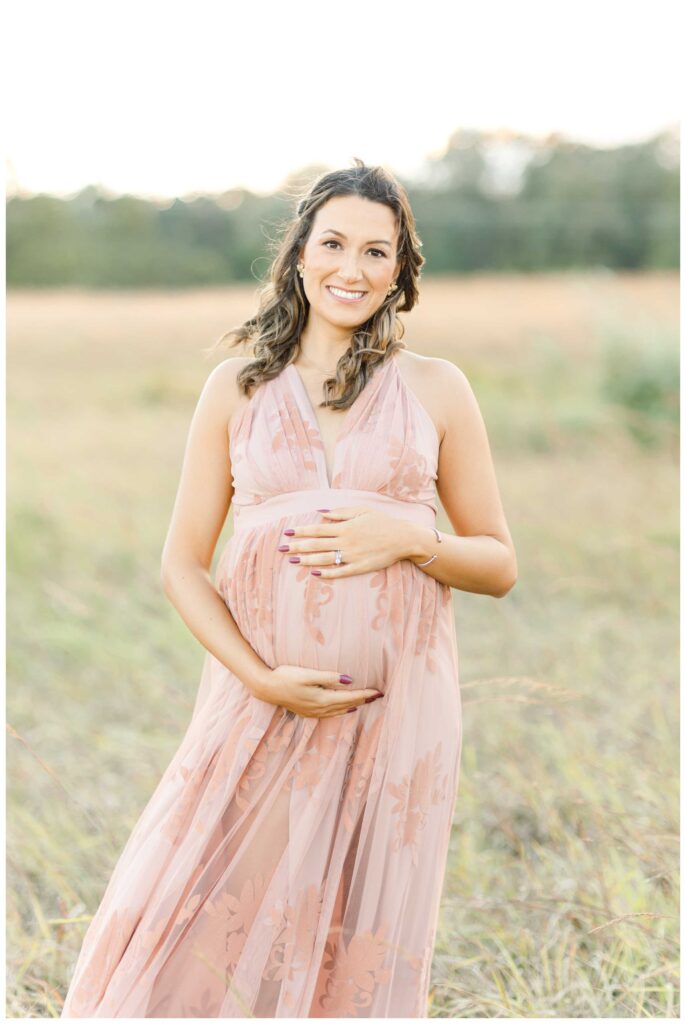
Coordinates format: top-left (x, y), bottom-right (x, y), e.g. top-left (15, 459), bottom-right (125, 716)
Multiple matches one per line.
top-left (61, 353), bottom-right (463, 1018)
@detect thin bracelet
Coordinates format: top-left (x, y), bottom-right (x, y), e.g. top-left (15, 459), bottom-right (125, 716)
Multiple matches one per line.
top-left (415, 526), bottom-right (442, 567)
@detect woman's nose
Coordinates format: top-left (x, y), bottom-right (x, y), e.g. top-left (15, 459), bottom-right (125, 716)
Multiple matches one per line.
top-left (339, 256), bottom-right (363, 280)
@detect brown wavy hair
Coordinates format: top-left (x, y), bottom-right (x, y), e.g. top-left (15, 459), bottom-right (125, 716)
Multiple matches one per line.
top-left (205, 158), bottom-right (425, 410)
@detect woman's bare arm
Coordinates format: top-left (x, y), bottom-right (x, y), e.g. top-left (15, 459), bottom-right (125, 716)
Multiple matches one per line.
top-left (400, 358), bottom-right (518, 597)
top-left (159, 357), bottom-right (272, 696)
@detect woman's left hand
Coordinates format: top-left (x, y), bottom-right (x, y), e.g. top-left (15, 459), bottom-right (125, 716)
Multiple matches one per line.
top-left (278, 506), bottom-right (412, 578)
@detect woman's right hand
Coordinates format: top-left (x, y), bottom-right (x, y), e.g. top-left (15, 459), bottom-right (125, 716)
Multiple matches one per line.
top-left (251, 665), bottom-right (384, 718)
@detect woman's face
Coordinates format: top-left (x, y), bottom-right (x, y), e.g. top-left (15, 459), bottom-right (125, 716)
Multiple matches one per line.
top-left (298, 194), bottom-right (401, 327)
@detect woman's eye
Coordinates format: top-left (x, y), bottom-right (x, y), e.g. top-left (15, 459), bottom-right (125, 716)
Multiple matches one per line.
top-left (322, 241), bottom-right (386, 257)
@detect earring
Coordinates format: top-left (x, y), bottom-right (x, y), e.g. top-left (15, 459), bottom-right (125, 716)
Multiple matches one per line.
top-left (387, 281), bottom-right (398, 296)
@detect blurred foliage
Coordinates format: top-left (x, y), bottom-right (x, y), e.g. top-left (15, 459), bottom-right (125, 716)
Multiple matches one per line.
top-left (599, 328), bottom-right (679, 447)
top-left (6, 128), bottom-right (679, 288)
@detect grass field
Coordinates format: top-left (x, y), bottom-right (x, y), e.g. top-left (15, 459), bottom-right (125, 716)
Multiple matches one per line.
top-left (6, 271), bottom-right (679, 1017)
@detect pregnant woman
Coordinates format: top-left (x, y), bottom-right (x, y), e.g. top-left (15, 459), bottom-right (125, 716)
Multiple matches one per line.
top-left (61, 160), bottom-right (517, 1018)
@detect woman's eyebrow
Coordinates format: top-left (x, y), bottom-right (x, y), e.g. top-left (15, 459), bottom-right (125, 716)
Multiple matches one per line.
top-left (318, 229), bottom-right (392, 247)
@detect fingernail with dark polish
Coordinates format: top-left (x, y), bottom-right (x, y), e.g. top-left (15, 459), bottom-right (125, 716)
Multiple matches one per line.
top-left (339, 674), bottom-right (353, 684)
top-left (283, 529), bottom-right (295, 536)
top-left (311, 569), bottom-right (322, 576)
top-left (346, 707), bottom-right (357, 713)
top-left (316, 508), bottom-right (330, 512)
top-left (288, 556), bottom-right (300, 563)
top-left (277, 544), bottom-right (289, 552)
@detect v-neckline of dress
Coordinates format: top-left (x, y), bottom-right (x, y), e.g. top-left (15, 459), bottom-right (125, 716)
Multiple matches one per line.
top-left (286, 357), bottom-right (395, 489)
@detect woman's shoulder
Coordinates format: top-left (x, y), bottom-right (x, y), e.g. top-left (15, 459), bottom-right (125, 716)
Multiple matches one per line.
top-left (207, 354), bottom-right (254, 383)
top-left (204, 354), bottom-right (254, 405)
top-left (395, 347), bottom-right (470, 387)
top-left (394, 348), bottom-right (474, 443)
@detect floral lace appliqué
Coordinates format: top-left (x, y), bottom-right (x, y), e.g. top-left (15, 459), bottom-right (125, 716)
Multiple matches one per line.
top-left (317, 923), bottom-right (392, 1016)
top-left (387, 741), bottom-right (449, 867)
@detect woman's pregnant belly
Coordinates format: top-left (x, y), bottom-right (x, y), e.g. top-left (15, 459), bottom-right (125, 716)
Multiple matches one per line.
top-left (217, 513), bottom-right (410, 691)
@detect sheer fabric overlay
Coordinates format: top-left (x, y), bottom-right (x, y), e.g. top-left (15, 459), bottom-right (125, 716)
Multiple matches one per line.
top-left (61, 353), bottom-right (463, 1018)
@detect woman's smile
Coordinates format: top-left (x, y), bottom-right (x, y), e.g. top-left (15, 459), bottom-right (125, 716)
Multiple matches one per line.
top-left (326, 284), bottom-right (368, 303)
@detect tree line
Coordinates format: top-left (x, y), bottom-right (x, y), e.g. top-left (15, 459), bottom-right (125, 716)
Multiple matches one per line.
top-left (7, 128), bottom-right (678, 287)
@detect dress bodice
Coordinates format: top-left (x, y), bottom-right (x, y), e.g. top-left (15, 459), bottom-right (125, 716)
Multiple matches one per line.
top-left (229, 354), bottom-right (439, 515)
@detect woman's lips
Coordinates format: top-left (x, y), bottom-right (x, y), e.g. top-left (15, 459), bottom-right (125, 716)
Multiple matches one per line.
top-left (326, 285), bottom-right (368, 304)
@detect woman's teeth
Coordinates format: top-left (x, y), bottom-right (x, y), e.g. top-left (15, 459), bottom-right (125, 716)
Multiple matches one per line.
top-left (327, 286), bottom-right (367, 302)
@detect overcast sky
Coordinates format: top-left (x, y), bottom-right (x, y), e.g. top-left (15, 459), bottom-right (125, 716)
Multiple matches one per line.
top-left (5, 0), bottom-right (681, 199)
